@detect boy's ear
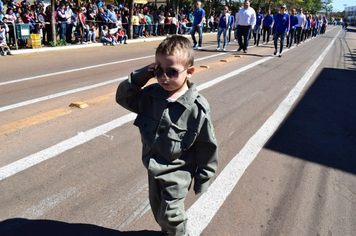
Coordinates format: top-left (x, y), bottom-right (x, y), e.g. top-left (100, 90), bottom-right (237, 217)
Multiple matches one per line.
top-left (186, 66), bottom-right (195, 79)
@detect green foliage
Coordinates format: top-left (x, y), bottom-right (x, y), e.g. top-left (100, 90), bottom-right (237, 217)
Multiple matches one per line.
top-left (48, 39), bottom-right (67, 47)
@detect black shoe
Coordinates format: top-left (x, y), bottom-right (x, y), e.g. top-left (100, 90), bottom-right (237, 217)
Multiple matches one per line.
top-left (237, 48), bottom-right (242, 52)
top-left (273, 49), bottom-right (277, 55)
top-left (243, 50), bottom-right (247, 53)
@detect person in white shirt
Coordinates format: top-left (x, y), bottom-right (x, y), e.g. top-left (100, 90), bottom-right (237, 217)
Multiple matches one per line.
top-left (233, 0), bottom-right (256, 53)
top-left (295, 8), bottom-right (306, 46)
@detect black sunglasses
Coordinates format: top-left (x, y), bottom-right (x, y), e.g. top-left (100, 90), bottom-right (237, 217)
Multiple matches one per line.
top-left (154, 67), bottom-right (189, 79)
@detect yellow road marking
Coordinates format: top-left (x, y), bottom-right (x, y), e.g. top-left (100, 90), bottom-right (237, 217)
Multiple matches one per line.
top-left (0, 108), bottom-right (72, 135)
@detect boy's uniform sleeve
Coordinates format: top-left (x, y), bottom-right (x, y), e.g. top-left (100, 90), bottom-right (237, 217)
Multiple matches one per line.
top-left (116, 66), bottom-right (154, 113)
top-left (193, 108), bottom-right (218, 194)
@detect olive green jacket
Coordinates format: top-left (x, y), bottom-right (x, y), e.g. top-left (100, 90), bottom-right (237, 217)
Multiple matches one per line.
top-left (116, 66), bottom-right (218, 194)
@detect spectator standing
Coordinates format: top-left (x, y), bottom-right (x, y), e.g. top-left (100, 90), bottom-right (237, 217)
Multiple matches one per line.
top-left (171, 13), bottom-right (178, 34)
top-left (138, 8), bottom-right (146, 37)
top-left (188, 9), bottom-right (194, 27)
top-left (107, 5), bottom-right (117, 29)
top-left (295, 8), bottom-right (306, 46)
top-left (253, 7), bottom-right (263, 46)
top-left (133, 10), bottom-right (139, 38)
top-left (57, 2), bottom-right (67, 40)
top-left (273, 4), bottom-right (290, 57)
top-left (152, 9), bottom-right (158, 36)
top-left (234, 0), bottom-right (256, 53)
top-left (190, 1), bottom-right (205, 49)
top-left (97, 7), bottom-right (108, 32)
top-left (77, 7), bottom-right (88, 44)
top-left (158, 10), bottom-right (164, 36)
top-left (65, 3), bottom-right (74, 44)
top-left (45, 5), bottom-right (55, 43)
top-left (286, 8), bottom-right (297, 48)
top-left (4, 8), bottom-right (17, 46)
top-left (216, 6), bottom-right (230, 51)
top-left (145, 10), bottom-right (151, 36)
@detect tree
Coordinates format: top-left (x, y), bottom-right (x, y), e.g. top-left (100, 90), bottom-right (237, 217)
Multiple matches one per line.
top-left (51, 0), bottom-right (56, 45)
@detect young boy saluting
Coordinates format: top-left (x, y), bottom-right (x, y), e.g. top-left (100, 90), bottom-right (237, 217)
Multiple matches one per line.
top-left (116, 35), bottom-right (218, 236)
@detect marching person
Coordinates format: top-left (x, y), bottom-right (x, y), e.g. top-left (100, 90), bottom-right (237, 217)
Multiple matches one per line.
top-left (273, 4), bottom-right (290, 57)
top-left (216, 5), bottom-right (231, 51)
top-left (234, 0), bottom-right (256, 53)
top-left (190, 1), bottom-right (205, 50)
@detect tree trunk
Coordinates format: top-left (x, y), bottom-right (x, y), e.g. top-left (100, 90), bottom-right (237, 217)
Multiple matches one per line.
top-left (51, 0), bottom-right (56, 44)
top-left (128, 0), bottom-right (133, 39)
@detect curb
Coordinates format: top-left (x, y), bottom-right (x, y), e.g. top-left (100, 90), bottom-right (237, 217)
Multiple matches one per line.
top-left (11, 33), bottom-right (214, 55)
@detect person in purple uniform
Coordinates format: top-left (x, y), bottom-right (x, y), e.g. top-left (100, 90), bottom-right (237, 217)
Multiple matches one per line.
top-left (286, 8), bottom-right (298, 48)
top-left (273, 4), bottom-right (290, 57)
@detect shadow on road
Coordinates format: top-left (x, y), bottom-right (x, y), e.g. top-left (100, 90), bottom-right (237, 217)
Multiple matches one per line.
top-left (0, 218), bottom-right (160, 236)
top-left (265, 68), bottom-right (356, 174)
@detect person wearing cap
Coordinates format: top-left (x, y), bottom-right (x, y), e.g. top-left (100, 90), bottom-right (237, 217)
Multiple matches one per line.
top-left (273, 4), bottom-right (290, 57)
top-left (295, 8), bottom-right (306, 46)
top-left (234, 0), bottom-right (256, 53)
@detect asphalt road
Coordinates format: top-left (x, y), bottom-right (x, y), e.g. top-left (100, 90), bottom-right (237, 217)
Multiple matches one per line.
top-left (0, 25), bottom-right (355, 236)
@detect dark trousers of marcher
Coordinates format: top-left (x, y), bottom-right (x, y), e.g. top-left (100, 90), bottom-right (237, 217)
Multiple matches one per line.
top-left (191, 25), bottom-right (203, 47)
top-left (274, 31), bottom-right (286, 54)
top-left (286, 27), bottom-right (296, 48)
top-left (263, 26), bottom-right (271, 43)
top-left (296, 26), bottom-right (303, 44)
top-left (237, 25), bottom-right (251, 51)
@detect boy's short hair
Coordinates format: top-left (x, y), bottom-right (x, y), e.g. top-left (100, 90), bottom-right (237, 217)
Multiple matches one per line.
top-left (156, 35), bottom-right (194, 68)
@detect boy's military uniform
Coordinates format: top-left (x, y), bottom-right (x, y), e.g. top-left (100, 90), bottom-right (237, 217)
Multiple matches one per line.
top-left (116, 66), bottom-right (218, 236)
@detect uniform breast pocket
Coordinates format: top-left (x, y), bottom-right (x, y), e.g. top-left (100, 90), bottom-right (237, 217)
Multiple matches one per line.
top-left (134, 114), bottom-right (158, 150)
top-left (162, 124), bottom-right (198, 161)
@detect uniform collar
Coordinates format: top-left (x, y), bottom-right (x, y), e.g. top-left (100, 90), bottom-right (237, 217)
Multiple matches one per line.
top-left (147, 80), bottom-right (198, 110)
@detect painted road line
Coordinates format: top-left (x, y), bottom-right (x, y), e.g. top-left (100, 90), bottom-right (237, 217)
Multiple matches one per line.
top-left (0, 49), bottom-right (223, 87)
top-left (0, 53), bottom-right (226, 113)
top-left (186, 28), bottom-right (342, 236)
top-left (0, 55), bottom-right (154, 86)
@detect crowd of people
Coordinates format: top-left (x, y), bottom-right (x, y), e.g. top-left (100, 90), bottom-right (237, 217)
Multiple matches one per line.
top-left (205, 0), bottom-right (331, 57)
top-left (0, 0), bottom-right (341, 56)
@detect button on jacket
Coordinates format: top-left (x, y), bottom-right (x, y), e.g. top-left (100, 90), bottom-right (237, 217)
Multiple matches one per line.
top-left (116, 66), bottom-right (218, 194)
